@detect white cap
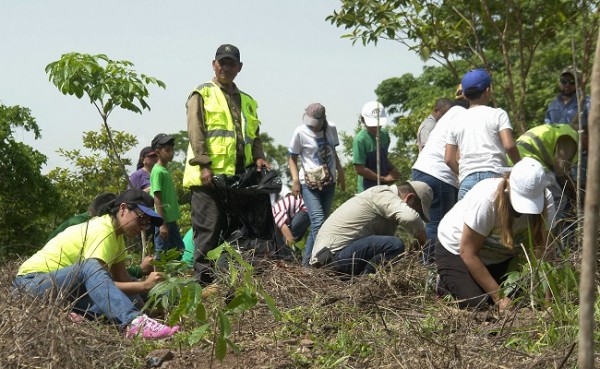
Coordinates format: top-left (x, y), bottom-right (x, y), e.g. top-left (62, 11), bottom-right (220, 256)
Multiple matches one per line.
top-left (361, 101), bottom-right (387, 127)
top-left (509, 157), bottom-right (547, 214)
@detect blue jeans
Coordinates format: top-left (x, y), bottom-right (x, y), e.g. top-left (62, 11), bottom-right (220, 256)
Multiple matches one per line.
top-left (301, 183), bottom-right (335, 266)
top-left (458, 171), bottom-right (501, 200)
top-left (412, 169), bottom-right (458, 264)
top-left (13, 259), bottom-right (139, 329)
top-left (331, 235), bottom-right (404, 275)
top-left (154, 221), bottom-right (185, 259)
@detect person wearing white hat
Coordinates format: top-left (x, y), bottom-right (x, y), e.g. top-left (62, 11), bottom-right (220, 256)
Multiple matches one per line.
top-left (436, 157), bottom-right (556, 311)
top-left (352, 101), bottom-right (399, 193)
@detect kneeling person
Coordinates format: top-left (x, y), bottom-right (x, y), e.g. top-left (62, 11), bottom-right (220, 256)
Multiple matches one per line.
top-left (310, 182), bottom-right (432, 275)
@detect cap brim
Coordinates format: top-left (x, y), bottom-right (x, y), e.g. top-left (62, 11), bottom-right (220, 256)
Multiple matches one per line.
top-left (137, 204), bottom-right (164, 227)
top-left (215, 53), bottom-right (240, 62)
top-left (364, 117), bottom-right (387, 127)
top-left (303, 114), bottom-right (324, 127)
top-left (509, 188), bottom-right (544, 215)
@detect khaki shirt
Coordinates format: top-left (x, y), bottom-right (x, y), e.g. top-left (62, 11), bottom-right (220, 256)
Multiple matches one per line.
top-left (310, 185), bottom-right (425, 266)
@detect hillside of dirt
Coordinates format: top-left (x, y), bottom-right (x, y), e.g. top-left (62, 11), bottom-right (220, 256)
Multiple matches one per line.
top-left (1, 254), bottom-right (596, 369)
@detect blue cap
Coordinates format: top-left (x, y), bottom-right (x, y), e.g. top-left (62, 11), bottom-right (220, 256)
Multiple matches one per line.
top-left (136, 204), bottom-right (163, 227)
top-left (461, 69), bottom-right (492, 93)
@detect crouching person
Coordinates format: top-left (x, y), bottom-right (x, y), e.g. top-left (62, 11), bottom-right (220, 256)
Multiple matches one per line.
top-left (13, 189), bottom-right (180, 339)
top-left (436, 158), bottom-right (555, 310)
top-left (310, 182), bottom-right (432, 275)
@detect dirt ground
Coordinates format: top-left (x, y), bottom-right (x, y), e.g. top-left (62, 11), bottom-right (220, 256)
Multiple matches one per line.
top-left (1, 256), bottom-right (595, 369)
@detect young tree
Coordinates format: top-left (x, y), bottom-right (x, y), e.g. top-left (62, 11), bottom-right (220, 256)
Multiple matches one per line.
top-left (0, 104), bottom-right (60, 257)
top-left (45, 53), bottom-right (166, 188)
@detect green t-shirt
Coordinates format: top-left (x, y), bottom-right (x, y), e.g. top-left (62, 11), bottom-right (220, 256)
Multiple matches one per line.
top-left (352, 128), bottom-right (391, 193)
top-left (18, 214), bottom-right (127, 276)
top-left (150, 164), bottom-right (181, 223)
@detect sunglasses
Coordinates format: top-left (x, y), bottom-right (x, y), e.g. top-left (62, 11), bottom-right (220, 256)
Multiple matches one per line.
top-left (133, 208), bottom-right (151, 227)
top-left (560, 77), bottom-right (576, 85)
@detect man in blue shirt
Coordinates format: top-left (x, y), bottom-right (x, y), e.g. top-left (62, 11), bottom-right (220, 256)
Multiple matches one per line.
top-left (545, 66), bottom-right (591, 130)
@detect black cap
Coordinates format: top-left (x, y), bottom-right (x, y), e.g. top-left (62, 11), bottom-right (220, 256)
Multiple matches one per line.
top-left (151, 133), bottom-right (174, 150)
top-left (215, 44), bottom-right (240, 63)
top-left (114, 189), bottom-right (163, 227)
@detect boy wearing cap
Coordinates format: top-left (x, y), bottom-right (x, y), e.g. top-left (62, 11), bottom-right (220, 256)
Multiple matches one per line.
top-left (14, 189), bottom-right (179, 339)
top-left (352, 101), bottom-right (399, 193)
top-left (445, 68), bottom-right (521, 199)
top-left (310, 181), bottom-right (431, 275)
top-left (436, 158), bottom-right (555, 310)
top-left (151, 133), bottom-right (184, 258)
top-left (183, 44), bottom-right (270, 284)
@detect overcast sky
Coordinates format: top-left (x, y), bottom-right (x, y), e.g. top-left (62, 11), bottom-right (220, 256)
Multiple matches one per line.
top-left (1, 0), bottom-right (425, 172)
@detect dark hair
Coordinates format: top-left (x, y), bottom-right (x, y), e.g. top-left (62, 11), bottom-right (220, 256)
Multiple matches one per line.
top-left (88, 192), bottom-right (117, 217)
top-left (452, 98), bottom-right (470, 109)
top-left (434, 98), bottom-right (453, 111)
top-left (463, 87), bottom-right (485, 100)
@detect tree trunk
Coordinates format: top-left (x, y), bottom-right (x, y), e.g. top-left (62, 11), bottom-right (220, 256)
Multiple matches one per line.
top-left (577, 31), bottom-right (600, 369)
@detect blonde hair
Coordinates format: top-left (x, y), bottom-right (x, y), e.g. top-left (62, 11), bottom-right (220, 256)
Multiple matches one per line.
top-left (495, 176), bottom-right (546, 250)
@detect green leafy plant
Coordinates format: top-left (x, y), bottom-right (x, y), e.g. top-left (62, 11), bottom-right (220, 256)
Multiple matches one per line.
top-left (143, 243), bottom-right (280, 362)
top-left (45, 52), bottom-right (165, 187)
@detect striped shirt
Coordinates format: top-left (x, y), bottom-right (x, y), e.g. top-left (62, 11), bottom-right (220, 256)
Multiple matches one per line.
top-left (271, 195), bottom-right (307, 229)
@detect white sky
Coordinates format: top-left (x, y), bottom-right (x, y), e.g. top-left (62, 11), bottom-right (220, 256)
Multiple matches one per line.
top-left (1, 0), bottom-right (424, 172)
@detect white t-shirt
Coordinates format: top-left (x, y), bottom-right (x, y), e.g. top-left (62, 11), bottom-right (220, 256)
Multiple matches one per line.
top-left (437, 178), bottom-right (555, 265)
top-left (446, 105), bottom-right (513, 182)
top-left (413, 105), bottom-right (465, 188)
top-left (288, 123), bottom-right (340, 184)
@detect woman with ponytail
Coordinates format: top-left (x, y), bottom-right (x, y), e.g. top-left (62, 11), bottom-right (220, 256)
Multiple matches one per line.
top-left (436, 158), bottom-right (555, 310)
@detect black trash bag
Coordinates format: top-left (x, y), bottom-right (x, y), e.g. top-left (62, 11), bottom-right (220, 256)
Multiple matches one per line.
top-left (212, 166), bottom-right (289, 261)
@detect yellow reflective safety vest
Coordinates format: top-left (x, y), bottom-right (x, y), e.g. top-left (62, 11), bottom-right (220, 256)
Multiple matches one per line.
top-left (513, 124), bottom-right (578, 171)
top-left (183, 82), bottom-right (260, 188)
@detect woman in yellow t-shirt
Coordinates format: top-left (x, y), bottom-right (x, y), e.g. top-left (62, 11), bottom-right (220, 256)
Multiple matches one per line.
top-left (14, 189), bottom-right (179, 339)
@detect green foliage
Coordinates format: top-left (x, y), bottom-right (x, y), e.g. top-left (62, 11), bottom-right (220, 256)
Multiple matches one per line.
top-left (0, 104), bottom-right (60, 258)
top-left (45, 52), bottom-right (166, 185)
top-left (329, 0), bottom-right (598, 134)
top-left (259, 132), bottom-right (290, 180)
top-left (45, 53), bottom-right (165, 118)
top-left (47, 127), bottom-right (136, 219)
top-left (144, 243), bottom-right (280, 362)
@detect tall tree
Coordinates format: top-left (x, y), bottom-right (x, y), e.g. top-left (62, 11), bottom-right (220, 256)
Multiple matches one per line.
top-left (45, 53), bottom-right (165, 188)
top-left (0, 104), bottom-right (60, 258)
top-left (328, 0), bottom-right (598, 134)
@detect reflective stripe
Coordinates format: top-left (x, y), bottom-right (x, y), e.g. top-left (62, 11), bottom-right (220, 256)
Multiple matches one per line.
top-left (519, 132), bottom-right (554, 170)
top-left (206, 129), bottom-right (235, 138)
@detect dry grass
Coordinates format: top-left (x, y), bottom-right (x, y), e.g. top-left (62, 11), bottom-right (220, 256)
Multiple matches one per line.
top-left (1, 252), bottom-right (595, 369)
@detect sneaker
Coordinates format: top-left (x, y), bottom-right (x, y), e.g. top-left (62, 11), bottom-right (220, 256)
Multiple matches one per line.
top-left (126, 314), bottom-right (180, 339)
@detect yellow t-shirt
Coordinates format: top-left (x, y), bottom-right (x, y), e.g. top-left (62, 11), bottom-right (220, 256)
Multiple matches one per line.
top-left (17, 214), bottom-right (127, 276)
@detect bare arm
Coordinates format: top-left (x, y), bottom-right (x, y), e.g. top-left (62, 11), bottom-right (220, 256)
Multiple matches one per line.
top-left (459, 224), bottom-right (510, 310)
top-left (499, 129), bottom-right (520, 165)
top-left (334, 151), bottom-right (345, 192)
top-left (153, 191), bottom-right (168, 240)
top-left (288, 155), bottom-right (301, 196)
top-left (354, 164), bottom-right (396, 185)
top-left (280, 223), bottom-right (295, 245)
top-left (445, 144), bottom-right (459, 175)
top-left (110, 261), bottom-right (164, 295)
